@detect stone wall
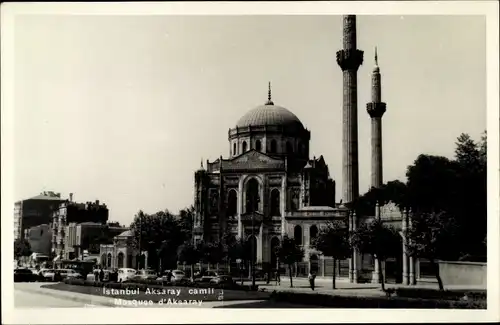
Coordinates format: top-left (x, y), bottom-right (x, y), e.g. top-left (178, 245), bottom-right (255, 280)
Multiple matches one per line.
top-left (438, 260), bottom-right (487, 288)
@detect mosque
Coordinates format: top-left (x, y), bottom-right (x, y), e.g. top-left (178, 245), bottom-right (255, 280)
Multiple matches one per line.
top-left (192, 15), bottom-right (418, 285)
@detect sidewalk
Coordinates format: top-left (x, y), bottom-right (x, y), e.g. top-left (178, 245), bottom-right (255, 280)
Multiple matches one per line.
top-left (254, 277), bottom-right (485, 297)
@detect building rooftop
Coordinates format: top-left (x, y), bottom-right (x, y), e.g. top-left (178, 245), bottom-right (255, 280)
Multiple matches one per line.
top-left (25, 191), bottom-right (63, 201)
top-left (298, 206), bottom-right (337, 212)
top-left (116, 230), bottom-right (134, 237)
top-left (236, 104), bottom-right (304, 129)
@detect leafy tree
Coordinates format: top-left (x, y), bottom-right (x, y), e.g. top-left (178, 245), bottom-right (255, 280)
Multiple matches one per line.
top-left (405, 211), bottom-right (459, 291)
top-left (354, 180), bottom-right (408, 217)
top-left (351, 219), bottom-right (401, 292)
top-left (312, 220), bottom-right (350, 289)
top-left (406, 154), bottom-right (460, 214)
top-left (202, 241), bottom-right (226, 271)
top-left (275, 235), bottom-right (304, 288)
top-left (228, 237), bottom-right (252, 285)
top-left (221, 231), bottom-right (238, 271)
top-left (453, 133), bottom-right (487, 260)
top-left (178, 205), bottom-right (195, 241)
top-left (107, 221), bottom-right (121, 227)
top-left (130, 210), bottom-right (187, 271)
top-left (14, 238), bottom-right (32, 259)
top-left (177, 242), bottom-right (202, 281)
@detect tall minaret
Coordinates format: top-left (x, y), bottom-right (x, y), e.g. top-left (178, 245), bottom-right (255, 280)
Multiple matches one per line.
top-left (336, 15), bottom-right (364, 205)
top-left (366, 47), bottom-right (386, 189)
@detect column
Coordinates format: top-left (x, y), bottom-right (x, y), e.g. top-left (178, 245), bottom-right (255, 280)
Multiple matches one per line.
top-left (409, 256), bottom-right (415, 285)
top-left (237, 176), bottom-right (244, 238)
top-left (348, 211), bottom-right (353, 282)
top-left (281, 175), bottom-right (287, 238)
top-left (408, 211), bottom-right (416, 285)
top-left (372, 202), bottom-right (380, 283)
top-left (402, 210), bottom-right (409, 285)
top-left (352, 211), bottom-right (359, 283)
top-left (372, 257), bottom-right (380, 283)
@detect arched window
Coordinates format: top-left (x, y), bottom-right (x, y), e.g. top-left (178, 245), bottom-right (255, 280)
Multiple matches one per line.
top-left (300, 142), bottom-right (306, 155)
top-left (294, 225), bottom-right (303, 246)
top-left (101, 254), bottom-right (106, 267)
top-left (117, 252), bottom-right (124, 268)
top-left (290, 189), bottom-right (299, 211)
top-left (227, 190), bottom-right (237, 217)
top-left (245, 178), bottom-right (260, 213)
top-left (270, 139), bottom-right (277, 153)
top-left (255, 140), bottom-right (262, 152)
top-left (270, 189), bottom-right (281, 216)
top-left (233, 143), bottom-right (237, 155)
top-left (309, 225), bottom-right (318, 243)
top-left (247, 235), bottom-right (258, 263)
top-left (107, 253), bottom-right (112, 268)
top-left (270, 237), bottom-right (281, 268)
top-left (286, 141), bottom-right (293, 154)
top-left (242, 141), bottom-right (248, 152)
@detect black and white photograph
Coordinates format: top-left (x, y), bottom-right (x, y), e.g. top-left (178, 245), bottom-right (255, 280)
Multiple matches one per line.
top-left (2, 1), bottom-right (499, 324)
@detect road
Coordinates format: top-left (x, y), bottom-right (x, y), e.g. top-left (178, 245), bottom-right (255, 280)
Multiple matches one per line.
top-left (15, 283), bottom-right (90, 308)
top-left (14, 283), bottom-right (313, 308)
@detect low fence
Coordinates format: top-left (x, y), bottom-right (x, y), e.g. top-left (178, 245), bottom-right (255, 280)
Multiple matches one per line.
top-left (438, 260), bottom-right (487, 287)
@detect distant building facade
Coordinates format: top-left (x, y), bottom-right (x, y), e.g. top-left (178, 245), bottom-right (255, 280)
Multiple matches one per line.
top-left (14, 191), bottom-right (63, 240)
top-left (24, 224), bottom-right (52, 256)
top-left (64, 222), bottom-right (125, 260)
top-left (52, 199), bottom-right (109, 258)
top-left (99, 230), bottom-right (145, 269)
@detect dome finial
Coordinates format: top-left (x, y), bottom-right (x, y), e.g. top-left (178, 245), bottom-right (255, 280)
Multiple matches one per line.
top-left (375, 46), bottom-right (378, 67)
top-left (266, 81), bottom-right (274, 105)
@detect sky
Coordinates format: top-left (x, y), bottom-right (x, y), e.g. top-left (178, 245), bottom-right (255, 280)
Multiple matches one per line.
top-left (12, 15), bottom-right (486, 226)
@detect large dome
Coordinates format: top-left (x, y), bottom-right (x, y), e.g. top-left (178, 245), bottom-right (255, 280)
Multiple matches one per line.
top-left (236, 104), bottom-right (304, 129)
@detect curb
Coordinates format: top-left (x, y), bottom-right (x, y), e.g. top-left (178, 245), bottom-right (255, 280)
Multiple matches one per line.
top-left (16, 286), bottom-right (116, 307)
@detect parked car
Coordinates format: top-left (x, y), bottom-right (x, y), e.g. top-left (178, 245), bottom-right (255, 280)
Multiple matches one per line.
top-left (210, 275), bottom-right (235, 285)
top-left (117, 268), bottom-right (137, 282)
top-left (170, 270), bottom-right (187, 284)
top-left (158, 269), bottom-right (187, 284)
top-left (14, 268), bottom-right (39, 282)
top-left (40, 269), bottom-right (56, 281)
top-left (134, 269), bottom-right (158, 281)
top-left (64, 269), bottom-right (84, 279)
top-left (196, 270), bottom-right (221, 283)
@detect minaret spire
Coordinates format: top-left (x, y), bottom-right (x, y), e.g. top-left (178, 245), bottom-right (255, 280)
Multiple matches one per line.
top-left (367, 47), bottom-right (387, 188)
top-left (336, 14), bottom-right (364, 285)
top-left (266, 81), bottom-right (274, 105)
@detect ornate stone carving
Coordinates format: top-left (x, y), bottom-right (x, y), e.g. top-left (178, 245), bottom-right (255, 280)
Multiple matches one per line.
top-left (380, 201), bottom-right (402, 220)
top-left (336, 49), bottom-right (364, 71)
top-left (224, 150), bottom-right (284, 171)
top-left (366, 102), bottom-right (387, 118)
top-left (209, 189), bottom-right (219, 214)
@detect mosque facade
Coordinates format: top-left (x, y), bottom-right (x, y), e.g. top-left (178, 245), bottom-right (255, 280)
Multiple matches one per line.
top-left (192, 15), bottom-right (420, 285)
top-left (193, 84), bottom-right (350, 271)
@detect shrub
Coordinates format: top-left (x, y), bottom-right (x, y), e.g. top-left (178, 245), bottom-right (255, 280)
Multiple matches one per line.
top-left (394, 288), bottom-right (487, 301)
top-left (63, 278), bottom-right (258, 292)
top-left (269, 291), bottom-right (486, 309)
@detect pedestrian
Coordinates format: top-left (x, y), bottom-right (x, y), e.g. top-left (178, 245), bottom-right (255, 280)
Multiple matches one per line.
top-left (93, 267), bottom-right (99, 283)
top-left (308, 271), bottom-right (316, 291)
top-left (275, 269), bottom-right (281, 286)
top-left (99, 268), bottom-right (104, 282)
